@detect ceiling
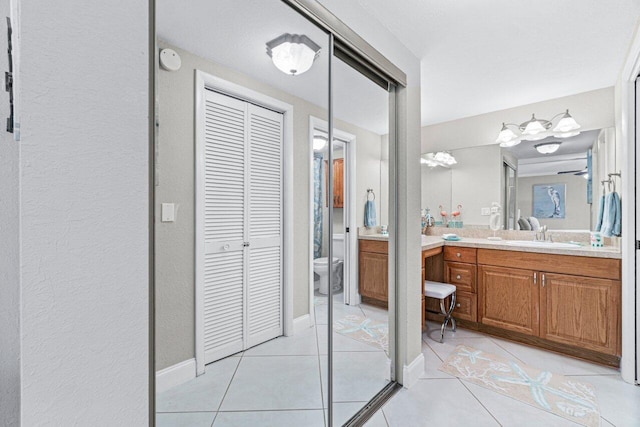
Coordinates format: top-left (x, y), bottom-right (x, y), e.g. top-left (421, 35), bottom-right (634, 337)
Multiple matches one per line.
top-left (353, 0), bottom-right (640, 126)
top-left (507, 129), bottom-right (600, 177)
top-left (157, 0), bottom-right (389, 134)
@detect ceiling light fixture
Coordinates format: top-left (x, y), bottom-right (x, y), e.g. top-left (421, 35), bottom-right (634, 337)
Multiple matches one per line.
top-left (313, 135), bottom-right (327, 151)
top-left (534, 141), bottom-right (562, 154)
top-left (266, 33), bottom-right (321, 76)
top-left (421, 151), bottom-right (457, 168)
top-left (496, 109), bottom-right (581, 147)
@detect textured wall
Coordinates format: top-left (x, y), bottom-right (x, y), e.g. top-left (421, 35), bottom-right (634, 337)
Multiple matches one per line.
top-left (19, 1), bottom-right (149, 425)
top-left (0, 0), bottom-right (20, 424)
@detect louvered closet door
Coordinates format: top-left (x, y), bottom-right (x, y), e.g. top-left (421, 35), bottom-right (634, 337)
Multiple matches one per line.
top-left (201, 91), bottom-right (248, 364)
top-left (246, 104), bottom-right (283, 348)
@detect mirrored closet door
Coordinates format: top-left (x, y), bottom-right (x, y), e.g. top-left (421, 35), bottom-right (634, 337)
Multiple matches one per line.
top-left (153, 1), bottom-right (400, 425)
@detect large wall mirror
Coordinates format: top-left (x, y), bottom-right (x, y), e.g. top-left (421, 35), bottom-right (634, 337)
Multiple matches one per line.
top-left (421, 127), bottom-right (620, 232)
top-left (154, 1), bottom-right (398, 425)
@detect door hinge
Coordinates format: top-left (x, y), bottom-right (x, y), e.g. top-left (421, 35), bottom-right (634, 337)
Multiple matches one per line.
top-left (346, 227), bottom-right (350, 233)
top-left (636, 240), bottom-right (640, 250)
top-left (243, 242), bottom-right (250, 247)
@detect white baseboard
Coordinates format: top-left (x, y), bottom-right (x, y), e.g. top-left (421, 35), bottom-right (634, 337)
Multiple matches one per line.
top-left (402, 352), bottom-right (425, 389)
top-left (156, 358), bottom-right (196, 394)
top-left (293, 314), bottom-right (314, 335)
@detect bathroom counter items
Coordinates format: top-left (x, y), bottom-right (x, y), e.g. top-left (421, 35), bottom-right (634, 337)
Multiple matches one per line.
top-left (420, 235), bottom-right (621, 259)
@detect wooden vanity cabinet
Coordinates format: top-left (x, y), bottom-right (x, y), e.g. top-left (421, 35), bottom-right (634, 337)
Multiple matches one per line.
top-left (477, 249), bottom-right (621, 358)
top-left (478, 265), bottom-right (539, 336)
top-left (540, 273), bottom-right (620, 355)
top-left (443, 247), bottom-right (478, 322)
top-left (359, 239), bottom-right (388, 304)
top-left (324, 158), bottom-right (344, 208)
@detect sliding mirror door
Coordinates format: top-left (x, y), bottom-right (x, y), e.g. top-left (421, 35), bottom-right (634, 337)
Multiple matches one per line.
top-left (328, 55), bottom-right (393, 425)
top-left (154, 1), bottom-right (330, 425)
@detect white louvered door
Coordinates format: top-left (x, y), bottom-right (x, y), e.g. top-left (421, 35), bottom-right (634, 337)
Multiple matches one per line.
top-left (199, 90), bottom-right (283, 364)
top-left (246, 105), bottom-right (283, 348)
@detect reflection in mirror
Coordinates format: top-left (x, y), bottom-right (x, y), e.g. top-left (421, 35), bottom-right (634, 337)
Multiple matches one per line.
top-left (421, 127), bottom-right (620, 233)
top-left (329, 55), bottom-right (391, 425)
top-left (155, 1), bottom-right (331, 425)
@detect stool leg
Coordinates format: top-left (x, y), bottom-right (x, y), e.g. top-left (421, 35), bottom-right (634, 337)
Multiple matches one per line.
top-left (449, 293), bottom-right (457, 332)
top-left (440, 317), bottom-right (448, 343)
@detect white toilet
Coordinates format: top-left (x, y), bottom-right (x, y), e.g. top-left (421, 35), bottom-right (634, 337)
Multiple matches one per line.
top-left (314, 234), bottom-right (344, 295)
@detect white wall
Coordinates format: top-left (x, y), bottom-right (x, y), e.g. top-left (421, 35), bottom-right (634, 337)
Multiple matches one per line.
top-left (18, 1), bottom-right (149, 425)
top-left (422, 87), bottom-right (615, 153)
top-left (0, 1), bottom-right (20, 425)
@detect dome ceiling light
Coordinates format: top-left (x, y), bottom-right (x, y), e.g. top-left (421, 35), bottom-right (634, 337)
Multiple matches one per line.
top-left (495, 110), bottom-right (581, 147)
top-left (534, 141), bottom-right (562, 154)
top-left (266, 33), bottom-right (321, 76)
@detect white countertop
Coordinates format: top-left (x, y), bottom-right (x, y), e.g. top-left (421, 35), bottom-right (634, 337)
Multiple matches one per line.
top-left (420, 235), bottom-right (621, 259)
top-left (358, 233), bottom-right (621, 259)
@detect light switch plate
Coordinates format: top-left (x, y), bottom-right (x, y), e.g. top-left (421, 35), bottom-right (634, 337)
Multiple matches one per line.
top-left (161, 203), bottom-right (175, 222)
top-left (481, 207), bottom-right (490, 216)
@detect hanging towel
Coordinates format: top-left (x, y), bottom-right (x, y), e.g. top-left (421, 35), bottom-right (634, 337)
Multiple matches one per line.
top-left (364, 200), bottom-right (377, 228)
top-left (595, 194), bottom-right (605, 232)
top-left (600, 192), bottom-right (621, 237)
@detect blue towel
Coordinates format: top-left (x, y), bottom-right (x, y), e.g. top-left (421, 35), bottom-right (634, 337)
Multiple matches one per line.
top-left (595, 194), bottom-right (605, 232)
top-left (600, 192), bottom-right (621, 237)
top-left (364, 200), bottom-right (377, 228)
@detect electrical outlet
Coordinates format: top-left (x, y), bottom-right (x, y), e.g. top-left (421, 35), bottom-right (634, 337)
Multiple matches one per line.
top-left (481, 207), bottom-right (490, 216)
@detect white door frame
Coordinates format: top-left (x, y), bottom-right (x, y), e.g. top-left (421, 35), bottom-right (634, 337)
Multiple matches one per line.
top-left (308, 116), bottom-right (358, 318)
top-left (195, 70), bottom-right (294, 375)
top-left (618, 25), bottom-right (640, 385)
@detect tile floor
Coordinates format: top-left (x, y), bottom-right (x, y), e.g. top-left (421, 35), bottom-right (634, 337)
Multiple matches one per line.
top-left (156, 291), bottom-right (391, 427)
top-left (367, 321), bottom-right (640, 427)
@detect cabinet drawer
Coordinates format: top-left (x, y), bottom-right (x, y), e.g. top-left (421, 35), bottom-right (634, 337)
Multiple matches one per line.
top-left (445, 262), bottom-right (476, 293)
top-left (453, 291), bottom-right (477, 322)
top-left (359, 239), bottom-right (388, 254)
top-left (444, 246), bottom-right (477, 264)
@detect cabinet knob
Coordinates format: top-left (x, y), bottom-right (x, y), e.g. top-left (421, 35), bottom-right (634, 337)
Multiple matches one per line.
top-left (456, 275), bottom-right (461, 280)
top-left (456, 303), bottom-right (461, 308)
top-left (456, 252), bottom-right (461, 257)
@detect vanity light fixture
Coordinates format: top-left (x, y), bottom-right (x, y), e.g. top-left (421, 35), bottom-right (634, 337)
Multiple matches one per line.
top-left (421, 151), bottom-right (457, 168)
top-left (495, 109), bottom-right (581, 146)
top-left (266, 33), bottom-right (321, 76)
top-left (534, 141), bottom-right (562, 154)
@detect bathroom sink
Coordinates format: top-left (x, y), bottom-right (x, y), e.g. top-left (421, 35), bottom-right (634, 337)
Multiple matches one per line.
top-left (502, 240), bottom-right (581, 249)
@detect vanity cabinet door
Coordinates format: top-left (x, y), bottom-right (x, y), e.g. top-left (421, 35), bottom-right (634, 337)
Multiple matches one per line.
top-left (324, 159), bottom-right (344, 208)
top-left (540, 273), bottom-right (621, 356)
top-left (478, 265), bottom-right (539, 336)
top-left (359, 247), bottom-right (388, 303)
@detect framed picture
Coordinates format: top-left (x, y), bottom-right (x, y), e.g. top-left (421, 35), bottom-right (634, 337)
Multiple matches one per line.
top-left (533, 184), bottom-right (566, 219)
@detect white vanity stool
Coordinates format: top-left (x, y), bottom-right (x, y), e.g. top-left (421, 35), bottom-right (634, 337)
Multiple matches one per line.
top-left (424, 280), bottom-right (457, 343)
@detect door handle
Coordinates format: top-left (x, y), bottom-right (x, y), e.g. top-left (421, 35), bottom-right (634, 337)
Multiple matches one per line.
top-left (541, 273), bottom-right (545, 288)
top-left (533, 272), bottom-right (537, 285)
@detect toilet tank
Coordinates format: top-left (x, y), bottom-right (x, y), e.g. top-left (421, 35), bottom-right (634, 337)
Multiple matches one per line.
top-left (332, 233), bottom-right (345, 260)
